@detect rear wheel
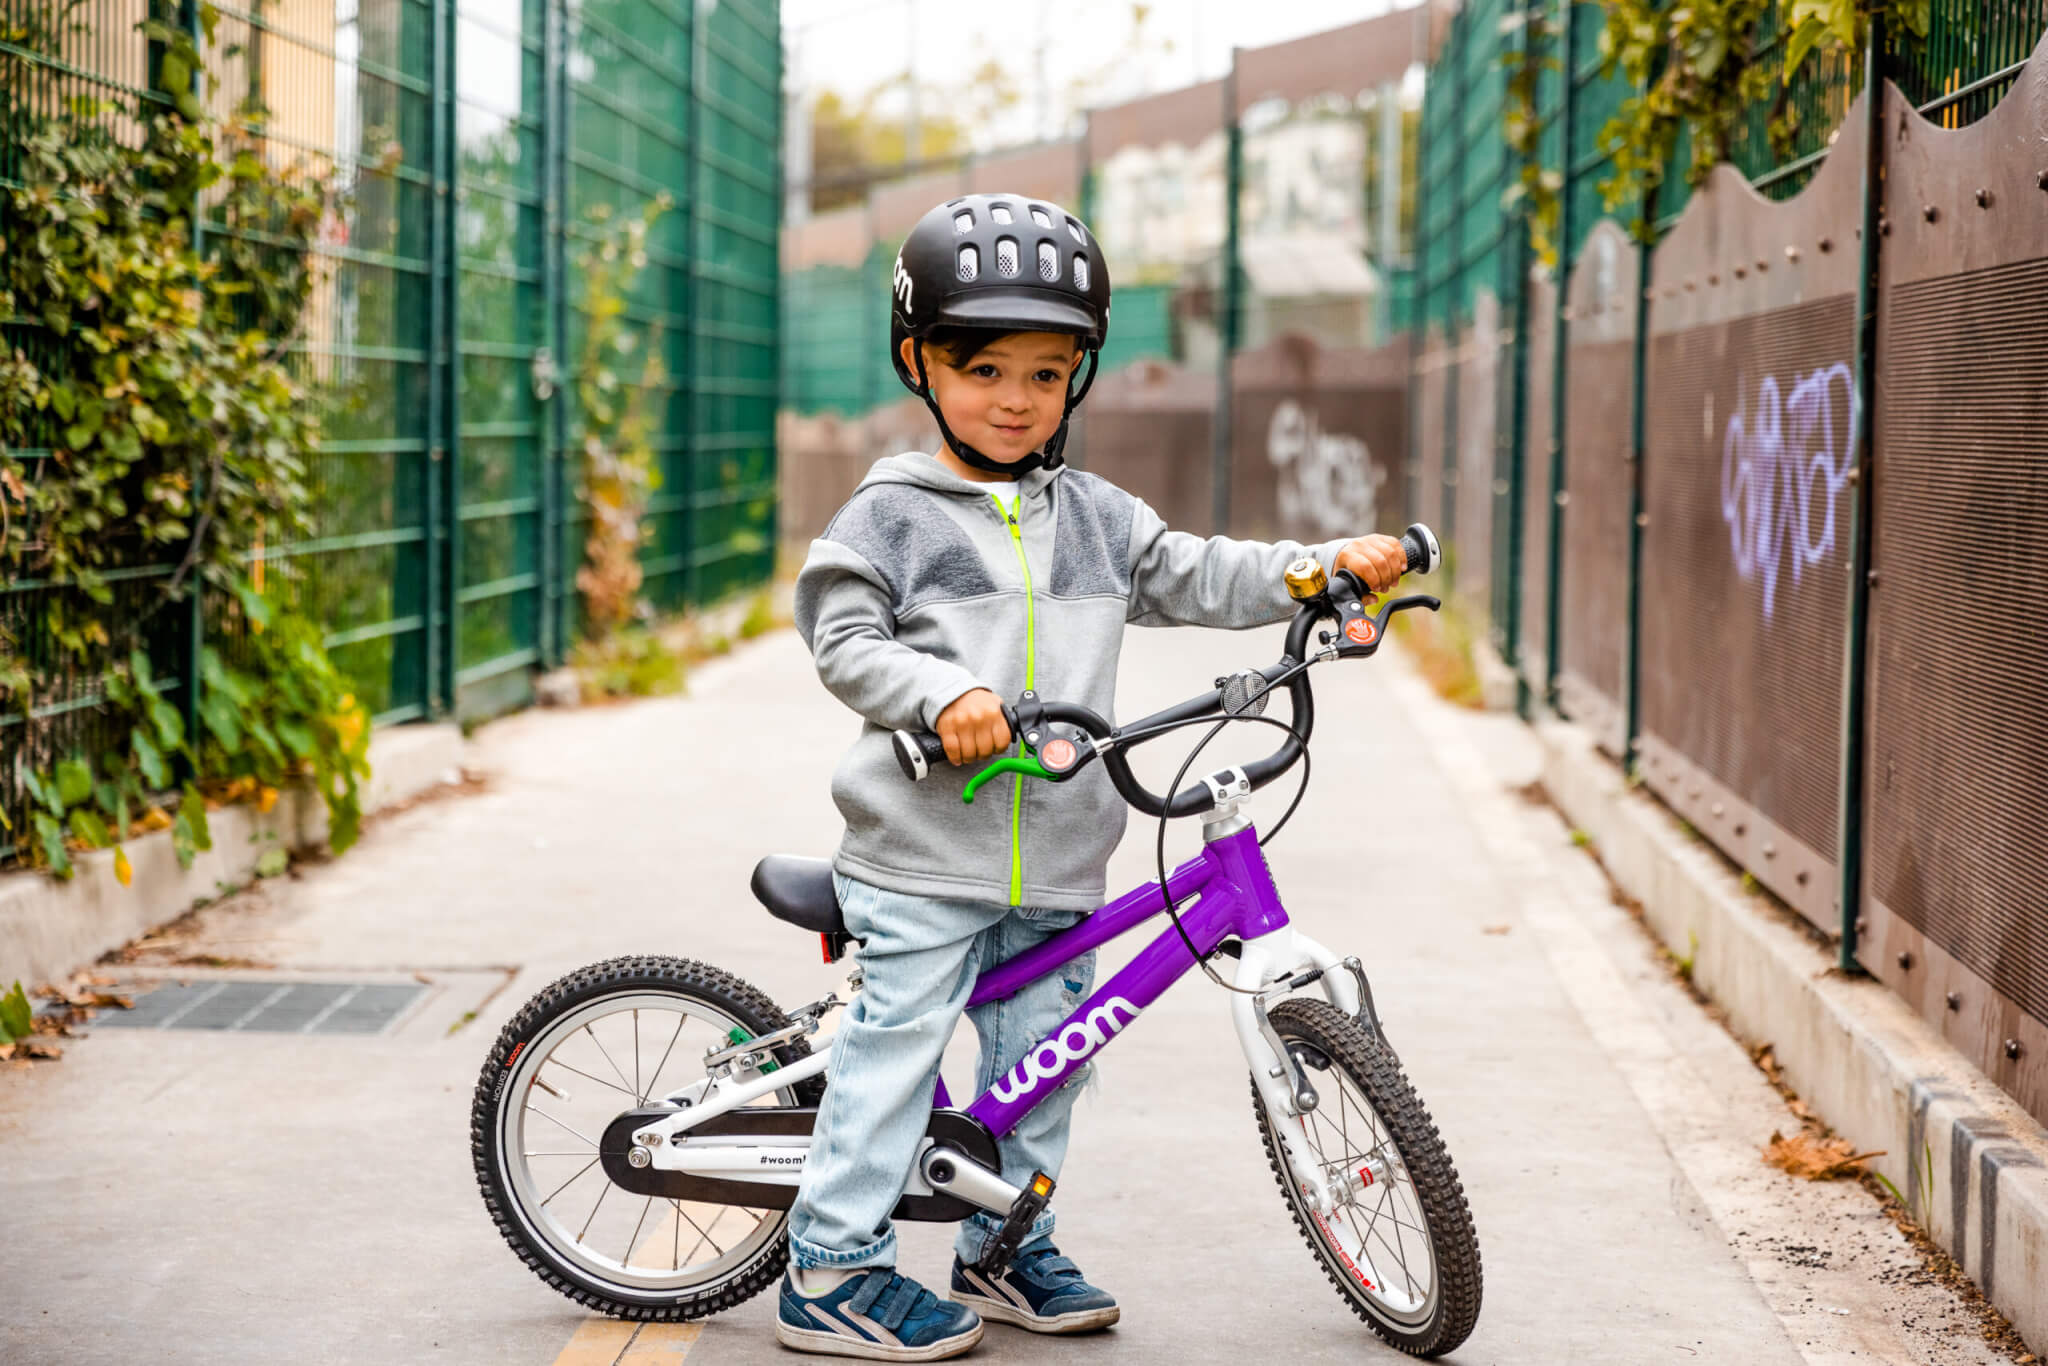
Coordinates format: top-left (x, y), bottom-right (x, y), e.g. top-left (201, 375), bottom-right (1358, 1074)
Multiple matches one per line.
top-left (1252, 998), bottom-right (1482, 1357)
top-left (471, 955), bottom-right (823, 1320)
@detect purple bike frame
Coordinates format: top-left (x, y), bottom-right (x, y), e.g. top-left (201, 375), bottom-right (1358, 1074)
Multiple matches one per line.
top-left (931, 822), bottom-right (1291, 1138)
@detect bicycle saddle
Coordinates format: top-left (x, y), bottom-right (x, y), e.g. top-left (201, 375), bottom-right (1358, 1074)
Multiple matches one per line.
top-left (749, 855), bottom-right (845, 935)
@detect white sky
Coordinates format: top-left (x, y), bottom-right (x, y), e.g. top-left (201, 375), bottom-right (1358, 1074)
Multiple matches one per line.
top-left (782, 0), bottom-right (1407, 151)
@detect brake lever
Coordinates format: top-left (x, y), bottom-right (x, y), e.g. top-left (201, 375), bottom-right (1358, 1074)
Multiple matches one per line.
top-left (1324, 592), bottom-right (1441, 658)
top-left (960, 724), bottom-right (1098, 804)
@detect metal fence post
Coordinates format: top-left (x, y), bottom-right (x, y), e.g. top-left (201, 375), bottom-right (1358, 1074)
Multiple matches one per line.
top-left (1621, 215), bottom-right (1653, 775)
top-left (1440, 27), bottom-right (1464, 549)
top-left (1543, 0), bottom-right (1575, 711)
top-left (1503, 0), bottom-right (1538, 718)
top-left (1836, 15), bottom-right (1887, 974)
top-left (1406, 80), bottom-right (1432, 526)
top-left (541, 0), bottom-right (566, 666)
top-left (1213, 52), bottom-right (1242, 536)
top-left (427, 0), bottom-right (456, 716)
top-left (177, 0), bottom-right (205, 753)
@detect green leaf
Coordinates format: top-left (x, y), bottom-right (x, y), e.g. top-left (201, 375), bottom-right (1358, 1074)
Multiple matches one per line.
top-left (161, 51), bottom-right (191, 97)
top-left (150, 697), bottom-right (184, 750)
top-left (179, 785), bottom-right (212, 853)
top-left (275, 718), bottom-right (315, 759)
top-left (69, 807), bottom-right (111, 849)
top-left (200, 691), bottom-right (243, 750)
top-left (233, 579), bottom-right (274, 628)
top-left (55, 757), bottom-right (94, 809)
top-left (0, 981), bottom-right (32, 1044)
top-left (255, 847), bottom-right (289, 878)
top-left (133, 729), bottom-right (169, 789)
top-left (22, 772), bottom-right (59, 817)
top-left (1783, 14), bottom-right (1829, 77)
top-left (33, 811), bottom-right (72, 878)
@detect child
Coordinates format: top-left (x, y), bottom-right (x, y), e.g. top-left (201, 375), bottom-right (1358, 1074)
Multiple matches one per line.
top-left (781, 193), bottom-right (1409, 1360)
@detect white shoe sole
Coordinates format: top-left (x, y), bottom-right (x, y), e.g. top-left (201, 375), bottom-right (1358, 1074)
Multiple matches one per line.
top-left (774, 1317), bottom-right (984, 1361)
top-left (950, 1292), bottom-right (1121, 1334)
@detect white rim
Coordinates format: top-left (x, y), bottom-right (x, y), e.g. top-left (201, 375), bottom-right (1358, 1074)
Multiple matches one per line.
top-left (1268, 1041), bottom-right (1439, 1327)
top-left (497, 991), bottom-right (794, 1298)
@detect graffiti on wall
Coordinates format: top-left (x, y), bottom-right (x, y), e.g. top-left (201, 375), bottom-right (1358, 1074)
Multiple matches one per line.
top-left (1719, 362), bottom-right (1859, 619)
top-left (1268, 399), bottom-right (1385, 537)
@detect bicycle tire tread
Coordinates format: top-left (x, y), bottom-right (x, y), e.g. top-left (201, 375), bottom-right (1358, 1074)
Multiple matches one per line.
top-left (470, 954), bottom-right (823, 1321)
top-left (1252, 997), bottom-right (1483, 1357)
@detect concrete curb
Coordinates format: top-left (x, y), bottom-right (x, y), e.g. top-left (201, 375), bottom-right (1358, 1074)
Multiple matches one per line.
top-left (0, 723), bottom-right (465, 990)
top-left (1536, 717), bottom-right (2048, 1352)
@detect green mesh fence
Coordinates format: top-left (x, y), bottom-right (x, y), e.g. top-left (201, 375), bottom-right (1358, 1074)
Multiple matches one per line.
top-left (0, 0), bottom-right (780, 855)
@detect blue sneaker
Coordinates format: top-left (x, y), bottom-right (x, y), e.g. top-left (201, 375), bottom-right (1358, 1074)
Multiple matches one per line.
top-left (950, 1243), bottom-right (1119, 1333)
top-left (776, 1267), bottom-right (983, 1361)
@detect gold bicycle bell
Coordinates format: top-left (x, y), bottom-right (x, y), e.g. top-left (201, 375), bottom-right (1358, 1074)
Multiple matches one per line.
top-left (1284, 556), bottom-right (1329, 602)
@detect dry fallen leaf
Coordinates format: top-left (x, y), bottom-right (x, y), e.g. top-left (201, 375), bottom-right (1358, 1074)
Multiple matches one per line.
top-left (114, 846), bottom-right (133, 886)
top-left (1481, 924), bottom-right (1512, 936)
top-left (1763, 1129), bottom-right (1884, 1181)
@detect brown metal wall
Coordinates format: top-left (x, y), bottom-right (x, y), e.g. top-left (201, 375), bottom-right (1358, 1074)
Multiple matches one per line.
top-left (1453, 292), bottom-right (1500, 612)
top-left (1519, 268), bottom-right (1558, 691)
top-left (1634, 100), bottom-right (1867, 931)
top-left (1068, 361), bottom-right (1216, 533)
top-left (1860, 50), bottom-right (2048, 1123)
top-left (1229, 336), bottom-right (1411, 544)
top-left (1557, 221), bottom-right (1637, 755)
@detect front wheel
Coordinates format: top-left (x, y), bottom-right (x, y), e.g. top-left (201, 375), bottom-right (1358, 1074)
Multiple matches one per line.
top-left (471, 955), bottom-right (823, 1320)
top-left (1252, 998), bottom-right (1482, 1357)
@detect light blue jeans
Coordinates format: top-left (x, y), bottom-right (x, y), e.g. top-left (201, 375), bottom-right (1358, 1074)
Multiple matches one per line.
top-left (786, 871), bottom-right (1097, 1271)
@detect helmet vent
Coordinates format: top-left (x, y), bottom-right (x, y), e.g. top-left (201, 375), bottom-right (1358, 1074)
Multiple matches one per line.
top-left (995, 237), bottom-right (1020, 277)
top-left (1066, 217), bottom-right (1085, 243)
top-left (990, 203), bottom-right (1014, 224)
top-left (1037, 240), bottom-right (1059, 281)
top-left (953, 211), bottom-right (974, 233)
top-left (1030, 205), bottom-right (1053, 228)
top-left (957, 245), bottom-right (979, 281)
top-left (1072, 253), bottom-right (1090, 291)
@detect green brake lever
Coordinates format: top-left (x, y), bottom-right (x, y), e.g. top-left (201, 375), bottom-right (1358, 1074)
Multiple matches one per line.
top-left (962, 752), bottom-right (1052, 804)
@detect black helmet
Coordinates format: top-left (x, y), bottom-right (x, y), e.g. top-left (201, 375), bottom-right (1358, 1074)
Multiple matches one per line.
top-left (889, 192), bottom-right (1112, 475)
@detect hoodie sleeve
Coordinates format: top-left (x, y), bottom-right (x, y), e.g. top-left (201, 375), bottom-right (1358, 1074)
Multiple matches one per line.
top-left (794, 538), bottom-right (991, 733)
top-left (1125, 496), bottom-right (1354, 629)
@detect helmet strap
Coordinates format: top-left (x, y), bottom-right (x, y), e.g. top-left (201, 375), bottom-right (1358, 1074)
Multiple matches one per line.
top-left (911, 345), bottom-right (1098, 479)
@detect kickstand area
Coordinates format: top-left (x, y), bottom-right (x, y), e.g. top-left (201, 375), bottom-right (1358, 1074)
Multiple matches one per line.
top-left (972, 1171), bottom-right (1055, 1277)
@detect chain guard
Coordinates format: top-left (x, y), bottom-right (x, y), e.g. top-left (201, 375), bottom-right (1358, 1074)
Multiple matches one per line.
top-left (599, 1105), bottom-right (1001, 1222)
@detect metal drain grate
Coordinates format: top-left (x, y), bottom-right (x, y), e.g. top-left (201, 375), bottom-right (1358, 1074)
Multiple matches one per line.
top-left (94, 979), bottom-right (426, 1035)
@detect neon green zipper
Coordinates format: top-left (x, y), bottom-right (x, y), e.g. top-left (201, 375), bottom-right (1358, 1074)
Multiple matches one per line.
top-left (993, 493), bottom-right (1036, 906)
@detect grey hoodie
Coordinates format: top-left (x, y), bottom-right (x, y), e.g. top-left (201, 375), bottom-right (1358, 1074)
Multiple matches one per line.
top-left (793, 451), bottom-right (1354, 913)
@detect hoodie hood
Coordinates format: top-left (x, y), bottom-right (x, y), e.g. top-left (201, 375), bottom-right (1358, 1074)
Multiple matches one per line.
top-left (855, 450), bottom-right (1067, 501)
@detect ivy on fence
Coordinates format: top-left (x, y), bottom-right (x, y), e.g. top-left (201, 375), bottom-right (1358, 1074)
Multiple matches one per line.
top-left (0, 7), bottom-right (370, 876)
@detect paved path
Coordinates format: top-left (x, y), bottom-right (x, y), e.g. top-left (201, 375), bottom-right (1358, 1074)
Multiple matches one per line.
top-left (0, 618), bottom-right (2010, 1365)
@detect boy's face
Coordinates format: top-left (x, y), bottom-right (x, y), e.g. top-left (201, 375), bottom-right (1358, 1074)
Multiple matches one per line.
top-left (902, 332), bottom-right (1082, 468)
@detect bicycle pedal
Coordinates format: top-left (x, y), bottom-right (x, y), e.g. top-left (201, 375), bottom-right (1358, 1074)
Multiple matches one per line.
top-left (973, 1171), bottom-right (1055, 1278)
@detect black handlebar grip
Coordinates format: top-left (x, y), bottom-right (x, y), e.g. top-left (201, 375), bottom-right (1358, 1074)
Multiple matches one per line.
top-left (1401, 523), bottom-right (1442, 575)
top-left (892, 704), bottom-right (1023, 781)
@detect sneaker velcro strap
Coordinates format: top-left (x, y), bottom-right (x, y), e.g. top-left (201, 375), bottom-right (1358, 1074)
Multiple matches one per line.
top-left (878, 1279), bottom-right (930, 1330)
top-left (1028, 1255), bottom-right (1081, 1278)
top-left (847, 1270), bottom-right (895, 1318)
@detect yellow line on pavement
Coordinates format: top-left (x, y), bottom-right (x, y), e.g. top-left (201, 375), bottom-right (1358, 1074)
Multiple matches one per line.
top-left (618, 1323), bottom-right (703, 1363)
top-left (550, 1319), bottom-right (702, 1366)
top-left (551, 1319), bottom-right (638, 1366)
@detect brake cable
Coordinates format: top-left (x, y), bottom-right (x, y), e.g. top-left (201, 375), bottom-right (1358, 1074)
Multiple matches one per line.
top-left (1108, 657), bottom-right (1319, 995)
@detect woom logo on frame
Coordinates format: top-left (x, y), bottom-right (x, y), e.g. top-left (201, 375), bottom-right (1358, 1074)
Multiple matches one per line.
top-left (987, 997), bottom-right (1141, 1103)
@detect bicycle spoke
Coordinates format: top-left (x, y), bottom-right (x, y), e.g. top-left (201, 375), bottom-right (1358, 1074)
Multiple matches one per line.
top-left (577, 1178), bottom-right (612, 1242)
top-left (543, 1055), bottom-right (641, 1100)
top-left (542, 1157), bottom-right (601, 1207)
top-left (645, 1012), bottom-right (688, 1100)
top-left (633, 1010), bottom-right (641, 1102)
top-left (626, 1194), bottom-right (653, 1266)
top-left (527, 1105), bottom-right (599, 1148)
top-left (584, 1024), bottom-right (640, 1102)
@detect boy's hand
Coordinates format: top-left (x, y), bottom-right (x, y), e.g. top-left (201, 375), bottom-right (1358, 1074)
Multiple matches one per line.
top-left (935, 688), bottom-right (1013, 766)
top-left (1333, 535), bottom-right (1408, 599)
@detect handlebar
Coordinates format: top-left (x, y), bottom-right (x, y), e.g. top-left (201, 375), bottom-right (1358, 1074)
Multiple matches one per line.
top-left (890, 522), bottom-right (1444, 819)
